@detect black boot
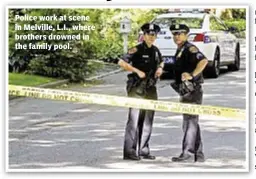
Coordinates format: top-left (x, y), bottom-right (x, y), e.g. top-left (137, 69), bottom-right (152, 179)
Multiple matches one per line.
top-left (172, 153), bottom-right (194, 162)
top-left (123, 154), bottom-right (141, 161)
top-left (195, 152), bottom-right (205, 162)
top-left (141, 154), bottom-right (156, 160)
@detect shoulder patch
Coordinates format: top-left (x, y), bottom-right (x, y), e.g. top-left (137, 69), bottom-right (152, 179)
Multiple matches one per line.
top-left (196, 52), bottom-right (204, 59)
top-left (189, 46), bottom-right (199, 53)
top-left (128, 47), bottom-right (137, 54)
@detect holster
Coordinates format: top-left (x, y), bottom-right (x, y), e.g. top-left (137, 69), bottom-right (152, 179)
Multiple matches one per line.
top-left (179, 80), bottom-right (195, 96)
top-left (127, 72), bottom-right (158, 96)
top-left (136, 76), bottom-right (158, 96)
top-left (170, 80), bottom-right (196, 96)
top-left (147, 78), bottom-right (158, 88)
top-left (135, 80), bottom-right (147, 96)
top-left (126, 73), bottom-right (140, 93)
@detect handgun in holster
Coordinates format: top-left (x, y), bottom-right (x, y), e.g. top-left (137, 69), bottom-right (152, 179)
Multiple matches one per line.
top-left (135, 71), bottom-right (158, 96)
top-left (170, 80), bottom-right (195, 96)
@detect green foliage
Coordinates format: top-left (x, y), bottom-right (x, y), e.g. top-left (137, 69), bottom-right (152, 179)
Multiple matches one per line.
top-left (219, 8), bottom-right (246, 38)
top-left (230, 9), bottom-right (246, 19)
top-left (223, 19), bottom-right (246, 31)
top-left (28, 50), bottom-right (89, 82)
top-left (9, 8), bottom-right (162, 82)
top-left (223, 19), bottom-right (246, 38)
top-left (219, 8), bottom-right (246, 19)
top-left (86, 60), bottom-right (104, 75)
top-left (220, 9), bottom-right (233, 19)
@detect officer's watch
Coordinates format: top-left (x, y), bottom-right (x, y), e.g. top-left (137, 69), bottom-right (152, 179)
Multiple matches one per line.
top-left (190, 73), bottom-right (195, 81)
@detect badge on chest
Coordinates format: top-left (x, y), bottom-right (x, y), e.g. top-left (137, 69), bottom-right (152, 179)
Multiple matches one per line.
top-left (176, 47), bottom-right (185, 59)
top-left (142, 55), bottom-right (149, 58)
top-left (177, 51), bottom-right (183, 58)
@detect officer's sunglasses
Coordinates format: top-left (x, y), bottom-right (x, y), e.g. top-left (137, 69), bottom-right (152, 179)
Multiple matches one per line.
top-left (172, 32), bottom-right (186, 36)
top-left (145, 31), bottom-right (157, 36)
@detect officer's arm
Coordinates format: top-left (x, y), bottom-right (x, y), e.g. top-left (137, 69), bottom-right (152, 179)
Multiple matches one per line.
top-left (191, 59), bottom-right (208, 77)
top-left (158, 62), bottom-right (164, 69)
top-left (118, 59), bottom-right (141, 74)
top-left (117, 47), bottom-right (143, 74)
top-left (156, 48), bottom-right (164, 69)
top-left (189, 46), bottom-right (208, 77)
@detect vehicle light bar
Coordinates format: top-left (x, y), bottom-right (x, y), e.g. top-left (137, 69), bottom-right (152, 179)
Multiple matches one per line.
top-left (168, 8), bottom-right (211, 13)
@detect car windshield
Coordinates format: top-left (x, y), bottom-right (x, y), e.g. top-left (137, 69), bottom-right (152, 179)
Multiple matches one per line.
top-left (153, 17), bottom-right (203, 29)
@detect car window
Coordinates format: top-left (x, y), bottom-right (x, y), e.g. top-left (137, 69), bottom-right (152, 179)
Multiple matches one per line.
top-left (210, 16), bottom-right (227, 31)
top-left (153, 17), bottom-right (203, 29)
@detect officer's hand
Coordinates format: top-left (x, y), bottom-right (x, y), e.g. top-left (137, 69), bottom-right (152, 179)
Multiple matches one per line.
top-left (155, 67), bottom-right (163, 78)
top-left (137, 70), bottom-right (146, 78)
top-left (181, 72), bottom-right (192, 81)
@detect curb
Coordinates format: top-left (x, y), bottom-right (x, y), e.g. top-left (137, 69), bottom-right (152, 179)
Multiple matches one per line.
top-left (84, 68), bottom-right (123, 81)
top-left (37, 79), bottom-right (69, 88)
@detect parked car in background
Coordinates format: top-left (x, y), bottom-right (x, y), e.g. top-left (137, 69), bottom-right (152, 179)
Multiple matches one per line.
top-left (138, 9), bottom-right (241, 78)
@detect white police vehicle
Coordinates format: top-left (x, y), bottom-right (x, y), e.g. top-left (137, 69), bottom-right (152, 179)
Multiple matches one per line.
top-left (140, 9), bottom-right (241, 78)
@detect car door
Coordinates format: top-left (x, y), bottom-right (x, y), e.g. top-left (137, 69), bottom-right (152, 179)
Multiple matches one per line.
top-left (215, 16), bottom-right (237, 62)
top-left (209, 15), bottom-right (232, 63)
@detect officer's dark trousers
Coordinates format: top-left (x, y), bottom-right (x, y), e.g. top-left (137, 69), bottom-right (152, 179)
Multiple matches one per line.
top-left (123, 86), bottom-right (157, 157)
top-left (180, 86), bottom-right (204, 156)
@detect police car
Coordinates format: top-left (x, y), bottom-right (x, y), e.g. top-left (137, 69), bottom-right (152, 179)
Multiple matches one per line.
top-left (139, 9), bottom-right (241, 78)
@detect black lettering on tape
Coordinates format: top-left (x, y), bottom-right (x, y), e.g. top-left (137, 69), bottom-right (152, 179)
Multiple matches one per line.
top-left (8, 85), bottom-right (245, 119)
top-left (155, 104), bottom-right (169, 111)
top-left (216, 110), bottom-right (221, 115)
top-left (42, 94), bottom-right (52, 99)
top-left (9, 90), bottom-right (20, 96)
top-left (70, 96), bottom-right (78, 101)
top-left (54, 94), bottom-right (63, 100)
top-left (64, 95), bottom-right (69, 101)
top-left (53, 94), bottom-right (69, 101)
top-left (29, 92), bottom-right (40, 98)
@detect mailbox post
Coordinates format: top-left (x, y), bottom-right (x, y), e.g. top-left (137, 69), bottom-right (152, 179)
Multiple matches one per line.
top-left (120, 16), bottom-right (131, 54)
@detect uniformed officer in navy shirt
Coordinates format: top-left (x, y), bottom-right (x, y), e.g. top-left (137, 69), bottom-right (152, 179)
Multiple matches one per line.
top-left (117, 23), bottom-right (164, 160)
top-left (169, 24), bottom-right (208, 162)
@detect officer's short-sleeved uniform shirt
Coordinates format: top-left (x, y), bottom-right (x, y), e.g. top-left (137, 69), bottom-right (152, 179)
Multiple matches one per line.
top-left (122, 41), bottom-right (163, 74)
top-left (174, 41), bottom-right (206, 84)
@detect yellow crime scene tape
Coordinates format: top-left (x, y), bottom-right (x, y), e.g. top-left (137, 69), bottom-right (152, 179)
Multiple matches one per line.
top-left (9, 85), bottom-right (246, 120)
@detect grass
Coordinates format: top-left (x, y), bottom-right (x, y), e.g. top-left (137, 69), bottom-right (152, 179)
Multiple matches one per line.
top-left (9, 73), bottom-right (58, 86)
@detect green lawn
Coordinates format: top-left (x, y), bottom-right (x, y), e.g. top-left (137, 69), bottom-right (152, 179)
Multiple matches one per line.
top-left (9, 73), bottom-right (57, 86)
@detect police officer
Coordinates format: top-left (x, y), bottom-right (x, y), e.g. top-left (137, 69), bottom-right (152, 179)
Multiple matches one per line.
top-left (169, 24), bottom-right (208, 162)
top-left (117, 23), bottom-right (164, 160)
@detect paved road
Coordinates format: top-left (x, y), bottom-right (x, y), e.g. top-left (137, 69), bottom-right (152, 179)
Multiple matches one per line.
top-left (8, 44), bottom-right (247, 171)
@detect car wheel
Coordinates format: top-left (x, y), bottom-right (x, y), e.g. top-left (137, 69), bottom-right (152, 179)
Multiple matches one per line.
top-left (208, 48), bottom-right (220, 78)
top-left (228, 45), bottom-right (240, 71)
